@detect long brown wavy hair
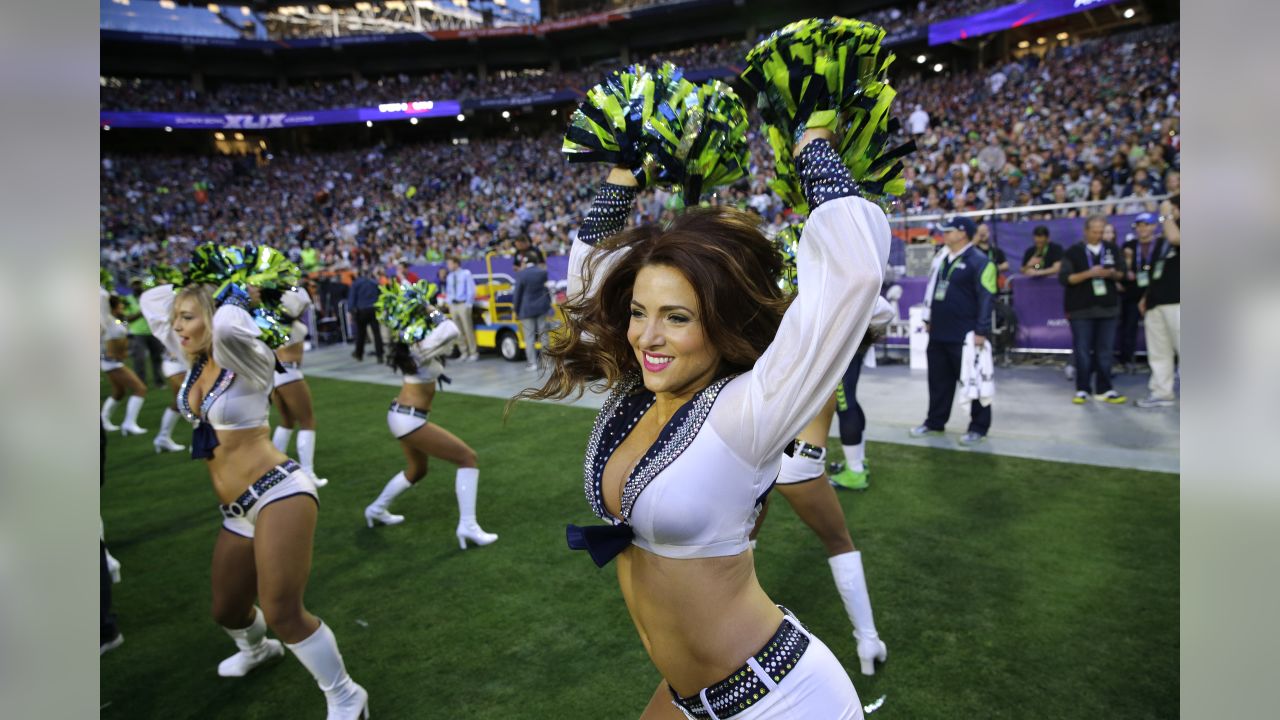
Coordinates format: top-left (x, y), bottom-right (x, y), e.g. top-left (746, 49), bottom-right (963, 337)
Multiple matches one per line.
top-left (516, 206), bottom-right (791, 404)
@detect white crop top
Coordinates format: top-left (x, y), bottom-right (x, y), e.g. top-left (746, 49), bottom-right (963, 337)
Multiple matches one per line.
top-left (574, 195), bottom-right (891, 560)
top-left (141, 285), bottom-right (274, 431)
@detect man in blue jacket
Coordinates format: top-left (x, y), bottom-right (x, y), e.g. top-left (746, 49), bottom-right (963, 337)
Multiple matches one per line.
top-left (911, 216), bottom-right (997, 445)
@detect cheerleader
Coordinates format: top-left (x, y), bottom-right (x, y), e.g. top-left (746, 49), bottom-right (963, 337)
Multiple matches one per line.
top-left (100, 288), bottom-right (148, 436)
top-left (269, 285), bottom-right (328, 486)
top-left (141, 249), bottom-right (367, 719)
top-left (363, 283), bottom-right (498, 549)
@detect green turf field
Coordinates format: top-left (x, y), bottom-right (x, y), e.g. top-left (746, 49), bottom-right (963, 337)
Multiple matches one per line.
top-left (100, 376), bottom-right (1178, 719)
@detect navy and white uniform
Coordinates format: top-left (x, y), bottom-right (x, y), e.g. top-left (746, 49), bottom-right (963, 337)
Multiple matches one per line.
top-left (386, 318), bottom-right (460, 439)
top-left (100, 288), bottom-right (128, 372)
top-left (568, 140), bottom-right (890, 719)
top-left (141, 285), bottom-right (318, 538)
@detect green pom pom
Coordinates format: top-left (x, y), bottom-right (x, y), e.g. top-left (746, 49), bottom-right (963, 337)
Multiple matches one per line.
top-left (187, 243), bottom-right (248, 287)
top-left (376, 280), bottom-right (445, 345)
top-left (100, 268), bottom-right (114, 290)
top-left (774, 222), bottom-right (804, 295)
top-left (141, 264), bottom-right (184, 290)
top-left (742, 16), bottom-right (914, 211)
top-left (564, 63), bottom-right (751, 203)
top-left (251, 305), bottom-right (292, 349)
top-left (243, 245), bottom-right (301, 290)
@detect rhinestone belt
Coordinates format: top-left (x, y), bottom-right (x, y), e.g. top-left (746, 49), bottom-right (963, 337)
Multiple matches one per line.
top-left (389, 402), bottom-right (429, 420)
top-left (220, 460), bottom-right (302, 519)
top-left (671, 608), bottom-right (811, 719)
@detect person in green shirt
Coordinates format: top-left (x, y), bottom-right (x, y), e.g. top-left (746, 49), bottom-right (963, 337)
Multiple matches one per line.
top-left (300, 246), bottom-right (321, 273)
top-left (126, 279), bottom-right (164, 387)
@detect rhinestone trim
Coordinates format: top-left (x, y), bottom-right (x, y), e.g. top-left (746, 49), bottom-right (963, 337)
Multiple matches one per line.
top-left (670, 612), bottom-right (810, 719)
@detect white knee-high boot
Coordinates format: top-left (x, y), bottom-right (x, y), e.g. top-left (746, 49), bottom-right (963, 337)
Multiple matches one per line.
top-left (100, 517), bottom-right (121, 583)
top-left (296, 430), bottom-right (327, 486)
top-left (286, 621), bottom-right (368, 719)
top-left (273, 426), bottom-right (294, 452)
top-left (364, 471), bottom-right (410, 527)
top-left (154, 408), bottom-right (186, 452)
top-left (829, 550), bottom-right (887, 675)
top-left (101, 397), bottom-right (120, 431)
top-left (218, 606), bottom-right (284, 677)
top-left (454, 467), bottom-right (497, 549)
top-left (121, 395), bottom-right (147, 435)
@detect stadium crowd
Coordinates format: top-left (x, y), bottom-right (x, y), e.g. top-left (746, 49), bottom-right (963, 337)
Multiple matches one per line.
top-left (101, 21), bottom-right (1179, 286)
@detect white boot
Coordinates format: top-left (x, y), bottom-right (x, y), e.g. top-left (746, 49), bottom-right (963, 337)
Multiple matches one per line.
top-left (297, 429), bottom-right (327, 487)
top-left (218, 607), bottom-right (285, 677)
top-left (454, 468), bottom-right (497, 549)
top-left (154, 408), bottom-right (186, 453)
top-left (120, 395), bottom-right (148, 435)
top-left (364, 471), bottom-right (410, 527)
top-left (286, 621), bottom-right (369, 720)
top-left (829, 551), bottom-right (887, 675)
top-left (272, 426), bottom-right (294, 453)
top-left (105, 549), bottom-right (122, 584)
top-left (101, 397), bottom-right (120, 432)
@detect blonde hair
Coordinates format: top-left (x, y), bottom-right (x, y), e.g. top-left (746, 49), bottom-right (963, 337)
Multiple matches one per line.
top-left (171, 284), bottom-right (215, 362)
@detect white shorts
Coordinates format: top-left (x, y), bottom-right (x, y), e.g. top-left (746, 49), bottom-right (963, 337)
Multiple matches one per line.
top-left (672, 613), bottom-right (862, 720)
top-left (101, 357), bottom-right (125, 373)
top-left (776, 442), bottom-right (827, 485)
top-left (274, 361), bottom-right (304, 388)
top-left (162, 358), bottom-right (186, 378)
top-left (387, 402), bottom-right (429, 439)
top-left (220, 465), bottom-right (319, 540)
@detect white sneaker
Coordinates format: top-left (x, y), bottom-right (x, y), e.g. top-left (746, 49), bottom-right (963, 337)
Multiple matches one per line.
top-left (217, 638), bottom-right (285, 677)
top-left (526, 363), bottom-right (538, 372)
top-left (154, 436), bottom-right (186, 453)
top-left (466, 353), bottom-right (479, 362)
top-left (1136, 395), bottom-right (1176, 408)
top-left (365, 506), bottom-right (405, 528)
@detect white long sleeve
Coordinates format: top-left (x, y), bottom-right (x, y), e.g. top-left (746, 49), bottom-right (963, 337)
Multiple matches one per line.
top-left (711, 195), bottom-right (891, 466)
top-left (139, 285), bottom-right (187, 367)
top-left (212, 304), bottom-right (276, 391)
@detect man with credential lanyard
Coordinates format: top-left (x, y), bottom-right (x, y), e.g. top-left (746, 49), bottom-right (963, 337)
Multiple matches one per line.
top-left (911, 215), bottom-right (996, 445)
top-left (1118, 213), bottom-right (1160, 374)
top-left (1059, 216), bottom-right (1128, 405)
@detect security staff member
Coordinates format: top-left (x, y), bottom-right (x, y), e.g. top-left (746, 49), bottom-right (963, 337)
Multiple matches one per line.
top-left (1059, 216), bottom-right (1128, 404)
top-left (1136, 198), bottom-right (1180, 407)
top-left (1118, 213), bottom-right (1161, 373)
top-left (911, 216), bottom-right (996, 445)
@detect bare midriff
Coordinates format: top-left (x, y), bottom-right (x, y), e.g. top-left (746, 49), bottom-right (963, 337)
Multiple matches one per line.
top-left (104, 338), bottom-right (129, 361)
top-left (207, 427), bottom-right (291, 504)
top-left (395, 380), bottom-right (435, 413)
top-left (617, 547), bottom-right (783, 698)
top-left (275, 342), bottom-right (304, 365)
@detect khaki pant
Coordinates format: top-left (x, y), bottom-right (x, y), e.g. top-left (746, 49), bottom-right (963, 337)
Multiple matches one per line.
top-left (1144, 303), bottom-right (1180, 400)
top-left (449, 302), bottom-right (477, 356)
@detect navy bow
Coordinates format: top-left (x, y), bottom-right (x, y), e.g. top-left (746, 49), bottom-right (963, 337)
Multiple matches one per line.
top-left (191, 422), bottom-right (219, 460)
top-left (566, 523), bottom-right (635, 567)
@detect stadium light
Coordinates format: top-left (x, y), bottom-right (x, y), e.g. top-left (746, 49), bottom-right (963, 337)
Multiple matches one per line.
top-left (159, 0), bottom-right (175, 8)
top-left (241, 6), bottom-right (250, 15)
top-left (259, 140), bottom-right (267, 148)
top-left (457, 114), bottom-right (466, 122)
top-left (233, 132), bottom-right (245, 140)
top-left (1056, 32), bottom-right (1069, 40)
top-left (502, 110), bottom-right (511, 119)
top-left (933, 63), bottom-right (943, 72)
top-left (317, 4), bottom-right (332, 13)
top-left (366, 120), bottom-right (373, 127)
top-left (1017, 40), bottom-right (1030, 48)
top-left (207, 3), bottom-right (220, 13)
top-left (1123, 7), bottom-right (1135, 18)
top-left (1036, 37), bottom-right (1046, 44)
top-left (214, 132), bottom-right (225, 140)
top-left (916, 54), bottom-right (926, 64)
top-left (164, 126), bottom-right (173, 132)
top-left (355, 2), bottom-right (373, 10)
top-left (550, 109), bottom-right (557, 116)
top-left (103, 125), bottom-right (111, 131)
top-left (410, 117), bottom-right (419, 125)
